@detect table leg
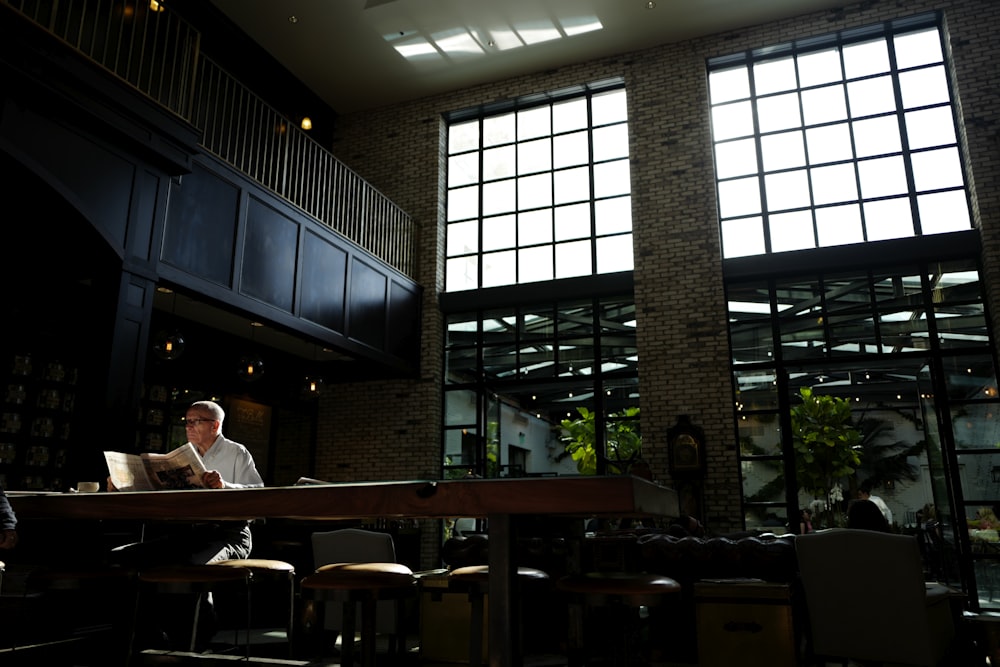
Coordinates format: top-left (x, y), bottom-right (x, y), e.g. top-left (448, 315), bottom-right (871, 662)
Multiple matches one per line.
top-left (488, 513), bottom-right (520, 667)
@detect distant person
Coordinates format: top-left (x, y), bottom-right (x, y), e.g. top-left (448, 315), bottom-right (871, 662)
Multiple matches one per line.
top-left (847, 498), bottom-right (890, 532)
top-left (799, 508), bottom-right (813, 534)
top-left (0, 481), bottom-right (17, 550)
top-left (858, 479), bottom-right (893, 526)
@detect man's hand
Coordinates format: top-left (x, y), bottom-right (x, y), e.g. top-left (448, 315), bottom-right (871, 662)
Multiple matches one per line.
top-left (202, 470), bottom-right (224, 489)
top-left (0, 529), bottom-right (18, 549)
top-left (106, 476), bottom-right (118, 492)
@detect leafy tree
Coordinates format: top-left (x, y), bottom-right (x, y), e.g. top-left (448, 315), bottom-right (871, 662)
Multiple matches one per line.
top-left (560, 406), bottom-right (641, 475)
top-left (791, 387), bottom-right (861, 527)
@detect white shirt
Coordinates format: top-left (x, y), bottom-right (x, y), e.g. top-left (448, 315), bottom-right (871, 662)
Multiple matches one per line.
top-left (199, 434), bottom-right (264, 488)
top-left (868, 494), bottom-right (893, 526)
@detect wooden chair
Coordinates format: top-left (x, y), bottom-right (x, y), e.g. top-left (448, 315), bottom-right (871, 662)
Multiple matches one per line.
top-left (796, 528), bottom-right (956, 666)
top-left (299, 528), bottom-right (416, 667)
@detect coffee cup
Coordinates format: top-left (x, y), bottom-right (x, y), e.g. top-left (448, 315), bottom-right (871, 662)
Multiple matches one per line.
top-left (76, 481), bottom-right (100, 493)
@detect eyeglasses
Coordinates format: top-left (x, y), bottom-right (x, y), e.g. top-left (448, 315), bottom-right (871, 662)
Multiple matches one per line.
top-left (185, 418), bottom-right (215, 426)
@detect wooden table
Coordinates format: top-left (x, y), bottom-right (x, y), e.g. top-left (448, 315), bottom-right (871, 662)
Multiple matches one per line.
top-left (10, 475), bottom-right (678, 667)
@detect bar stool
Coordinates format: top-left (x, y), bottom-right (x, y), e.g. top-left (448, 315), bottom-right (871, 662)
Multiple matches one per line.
top-left (557, 571), bottom-right (681, 666)
top-left (447, 564), bottom-right (550, 667)
top-left (299, 562), bottom-right (416, 667)
top-left (211, 557), bottom-right (296, 656)
top-left (129, 564), bottom-right (253, 659)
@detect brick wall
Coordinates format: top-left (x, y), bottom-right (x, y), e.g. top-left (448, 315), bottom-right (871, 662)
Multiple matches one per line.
top-left (316, 0), bottom-right (999, 548)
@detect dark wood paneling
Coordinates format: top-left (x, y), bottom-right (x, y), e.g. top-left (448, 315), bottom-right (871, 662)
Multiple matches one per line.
top-left (387, 279), bottom-right (420, 360)
top-left (161, 161), bottom-right (239, 287)
top-left (348, 258), bottom-right (388, 351)
top-left (300, 229), bottom-right (348, 333)
top-left (240, 196), bottom-right (299, 312)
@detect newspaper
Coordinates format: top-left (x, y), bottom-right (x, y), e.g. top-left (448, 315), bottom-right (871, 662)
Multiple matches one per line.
top-left (104, 442), bottom-right (208, 491)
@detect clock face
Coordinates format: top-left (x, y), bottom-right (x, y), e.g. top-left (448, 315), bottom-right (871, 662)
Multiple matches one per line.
top-left (673, 434), bottom-right (700, 470)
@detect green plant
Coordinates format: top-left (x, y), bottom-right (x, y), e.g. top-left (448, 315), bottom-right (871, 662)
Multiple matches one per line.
top-left (791, 387), bottom-right (861, 527)
top-left (560, 406), bottom-right (641, 475)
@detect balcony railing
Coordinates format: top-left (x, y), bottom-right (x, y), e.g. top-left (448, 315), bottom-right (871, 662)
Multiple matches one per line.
top-left (3, 0), bottom-right (416, 277)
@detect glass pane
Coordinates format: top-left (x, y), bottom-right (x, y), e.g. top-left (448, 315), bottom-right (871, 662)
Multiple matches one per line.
top-left (719, 177), bottom-right (762, 218)
top-left (801, 84), bottom-right (847, 125)
top-left (905, 107), bottom-right (957, 150)
top-left (823, 273), bottom-right (877, 351)
top-left (448, 185), bottom-right (479, 222)
top-left (595, 196), bottom-right (631, 235)
top-left (556, 240), bottom-right (592, 279)
top-left (482, 214), bottom-right (516, 252)
top-left (449, 152), bottom-right (480, 187)
top-left (519, 245), bottom-right (554, 283)
top-left (864, 197), bottom-right (914, 241)
top-left (449, 120), bottom-right (480, 154)
top-left (912, 147), bottom-right (964, 191)
top-left (518, 209), bottom-right (553, 245)
top-left (940, 355), bottom-right (997, 402)
top-left (858, 156), bottom-right (907, 199)
top-left (553, 97), bottom-right (588, 132)
top-left (445, 389), bottom-right (478, 426)
top-left (554, 166), bottom-right (591, 204)
top-left (734, 368), bottom-right (779, 409)
top-left (518, 138), bottom-right (552, 175)
top-left (873, 270), bottom-right (929, 352)
top-left (555, 203), bottom-right (591, 240)
top-left (596, 234), bottom-right (633, 273)
top-left (797, 48), bottom-right (842, 87)
top-left (900, 66), bottom-right (950, 109)
top-left (443, 427), bottom-right (477, 468)
top-left (895, 28), bottom-right (943, 69)
top-left (761, 131), bottom-right (805, 171)
top-left (743, 463), bottom-right (786, 506)
top-left (769, 210), bottom-right (815, 252)
top-left (517, 173), bottom-right (552, 209)
top-left (483, 145), bottom-right (516, 180)
top-left (806, 123), bottom-right (853, 165)
top-left (483, 112), bottom-right (515, 147)
top-left (810, 163), bottom-right (858, 206)
top-left (853, 115), bottom-right (902, 158)
top-left (843, 38), bottom-right (889, 78)
top-left (447, 220), bottom-right (478, 256)
top-left (951, 403), bottom-right (1000, 451)
top-left (847, 76), bottom-right (896, 117)
top-left (934, 267), bottom-right (988, 348)
top-left (730, 313), bottom-right (775, 364)
top-left (721, 217), bottom-right (765, 258)
top-left (816, 204), bottom-right (863, 247)
top-left (918, 191), bottom-right (971, 235)
top-left (716, 138), bottom-right (759, 179)
top-left (482, 249), bottom-right (516, 288)
top-left (757, 92), bottom-right (802, 133)
top-left (709, 67), bottom-right (750, 105)
top-left (593, 124), bottom-right (629, 161)
top-left (754, 57), bottom-right (796, 95)
top-left (594, 160), bottom-right (630, 198)
top-left (765, 170), bottom-right (810, 211)
top-left (446, 255), bottom-right (477, 291)
top-left (712, 100), bottom-right (755, 141)
top-left (482, 179), bottom-right (515, 216)
top-left (739, 414), bottom-right (782, 455)
top-left (553, 131), bottom-right (589, 168)
top-left (484, 343), bottom-right (518, 380)
top-left (592, 89), bottom-right (627, 125)
top-left (518, 106), bottom-right (551, 141)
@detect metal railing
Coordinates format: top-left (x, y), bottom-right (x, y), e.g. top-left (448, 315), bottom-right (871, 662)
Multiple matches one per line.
top-left (3, 0), bottom-right (416, 276)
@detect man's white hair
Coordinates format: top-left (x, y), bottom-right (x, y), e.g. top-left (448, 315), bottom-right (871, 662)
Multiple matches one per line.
top-left (190, 400), bottom-right (225, 426)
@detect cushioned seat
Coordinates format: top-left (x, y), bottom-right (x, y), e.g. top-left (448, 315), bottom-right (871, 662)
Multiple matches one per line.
top-left (448, 564), bottom-right (550, 667)
top-left (299, 562), bottom-right (416, 667)
top-left (212, 558), bottom-right (296, 656)
top-left (557, 571), bottom-right (681, 666)
top-left (130, 564), bottom-right (253, 659)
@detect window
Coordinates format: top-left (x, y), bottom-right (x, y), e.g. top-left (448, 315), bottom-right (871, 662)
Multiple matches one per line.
top-left (709, 13), bottom-right (971, 259)
top-left (445, 80), bottom-right (632, 291)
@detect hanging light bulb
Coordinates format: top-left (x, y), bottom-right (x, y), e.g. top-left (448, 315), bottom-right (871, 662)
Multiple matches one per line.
top-left (237, 352), bottom-right (265, 382)
top-left (301, 376), bottom-right (324, 398)
top-left (152, 329), bottom-right (185, 360)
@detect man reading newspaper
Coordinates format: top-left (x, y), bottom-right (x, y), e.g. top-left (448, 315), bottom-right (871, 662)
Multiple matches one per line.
top-left (108, 400), bottom-right (263, 650)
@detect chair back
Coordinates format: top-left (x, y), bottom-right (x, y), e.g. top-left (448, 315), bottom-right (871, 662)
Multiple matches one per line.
top-left (310, 528), bottom-right (398, 634)
top-left (796, 528), bottom-right (953, 666)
